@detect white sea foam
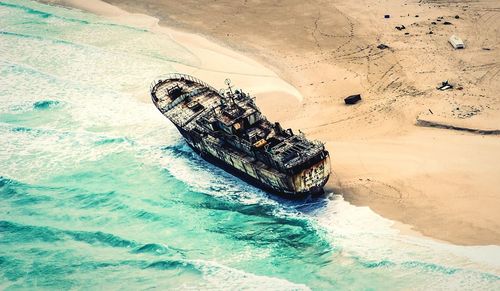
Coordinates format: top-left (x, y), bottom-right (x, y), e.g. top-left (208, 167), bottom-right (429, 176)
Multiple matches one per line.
top-left (312, 195), bottom-right (500, 275)
top-left (191, 259), bottom-right (310, 290)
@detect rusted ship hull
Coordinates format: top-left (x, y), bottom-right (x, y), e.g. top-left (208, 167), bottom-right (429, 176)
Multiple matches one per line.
top-left (174, 124), bottom-right (330, 197)
top-left (179, 129), bottom-right (330, 197)
top-left (151, 73), bottom-right (331, 198)
top-left (190, 142), bottom-right (329, 198)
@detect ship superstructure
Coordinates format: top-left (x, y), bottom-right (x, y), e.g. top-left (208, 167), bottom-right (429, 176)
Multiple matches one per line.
top-left (151, 73), bottom-right (330, 197)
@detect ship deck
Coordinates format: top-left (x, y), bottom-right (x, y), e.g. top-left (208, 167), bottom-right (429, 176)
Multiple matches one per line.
top-left (151, 74), bottom-right (220, 129)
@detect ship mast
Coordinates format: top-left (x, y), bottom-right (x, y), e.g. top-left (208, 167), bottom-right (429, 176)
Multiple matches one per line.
top-left (224, 78), bottom-right (236, 106)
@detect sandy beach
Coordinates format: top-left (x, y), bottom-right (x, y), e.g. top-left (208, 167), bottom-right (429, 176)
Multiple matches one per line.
top-left (44, 0), bottom-right (500, 245)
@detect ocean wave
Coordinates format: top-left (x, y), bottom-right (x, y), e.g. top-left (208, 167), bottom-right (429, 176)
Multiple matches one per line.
top-left (0, 220), bottom-right (64, 244)
top-left (160, 143), bottom-right (197, 160)
top-left (0, 176), bottom-right (53, 205)
top-left (94, 137), bottom-right (132, 145)
top-left (70, 190), bottom-right (118, 209)
top-left (131, 243), bottom-right (184, 257)
top-left (146, 260), bottom-right (201, 274)
top-left (0, 220), bottom-right (136, 248)
top-left (10, 126), bottom-right (33, 133)
top-left (0, 30), bottom-right (83, 47)
top-left (191, 259), bottom-right (310, 290)
top-left (66, 230), bottom-right (136, 248)
top-left (0, 175), bottom-right (17, 188)
top-left (33, 100), bottom-right (61, 110)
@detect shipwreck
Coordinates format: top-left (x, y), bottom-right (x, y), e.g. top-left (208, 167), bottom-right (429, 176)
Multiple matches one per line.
top-left (151, 74), bottom-right (331, 197)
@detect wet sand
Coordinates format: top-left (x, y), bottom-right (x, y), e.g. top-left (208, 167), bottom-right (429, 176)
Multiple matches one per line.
top-left (44, 0), bottom-right (500, 245)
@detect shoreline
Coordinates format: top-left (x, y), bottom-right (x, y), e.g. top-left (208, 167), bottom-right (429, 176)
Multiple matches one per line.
top-left (39, 0), bottom-right (302, 104)
top-left (42, 0), bottom-right (500, 246)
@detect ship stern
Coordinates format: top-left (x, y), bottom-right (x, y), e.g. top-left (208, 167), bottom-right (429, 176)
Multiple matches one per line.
top-left (291, 154), bottom-right (331, 196)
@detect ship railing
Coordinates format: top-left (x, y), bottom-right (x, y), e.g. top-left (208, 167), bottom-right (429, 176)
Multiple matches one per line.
top-left (150, 73), bottom-right (217, 93)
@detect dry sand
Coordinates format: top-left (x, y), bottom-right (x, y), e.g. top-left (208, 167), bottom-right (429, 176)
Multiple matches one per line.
top-left (45, 0), bottom-right (500, 245)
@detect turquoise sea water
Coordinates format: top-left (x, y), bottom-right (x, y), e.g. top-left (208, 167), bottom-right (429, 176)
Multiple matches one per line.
top-left (1, 1), bottom-right (499, 289)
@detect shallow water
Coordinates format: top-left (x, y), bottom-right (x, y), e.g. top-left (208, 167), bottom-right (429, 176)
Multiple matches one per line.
top-left (1, 1), bottom-right (499, 290)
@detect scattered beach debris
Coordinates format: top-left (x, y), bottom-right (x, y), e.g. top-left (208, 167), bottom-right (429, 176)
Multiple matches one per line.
top-left (428, 31), bottom-right (434, 35)
top-left (377, 44), bottom-right (390, 50)
top-left (395, 25), bottom-right (406, 30)
top-left (482, 48), bottom-right (491, 51)
top-left (431, 21), bottom-right (437, 25)
top-left (452, 105), bottom-right (481, 119)
top-left (443, 21), bottom-right (453, 25)
top-left (449, 35), bottom-right (465, 49)
top-left (428, 109), bottom-right (434, 114)
top-left (344, 94), bottom-right (362, 105)
top-left (455, 15), bottom-right (460, 19)
top-left (405, 32), bottom-right (410, 35)
top-left (415, 15), bottom-right (419, 17)
top-left (384, 14), bottom-right (390, 19)
top-left (437, 80), bottom-right (453, 91)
